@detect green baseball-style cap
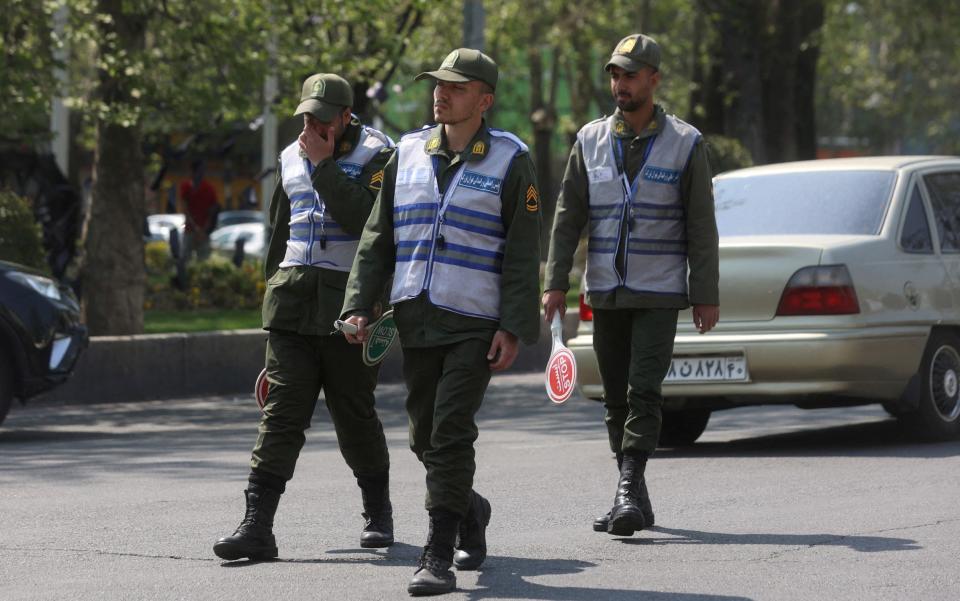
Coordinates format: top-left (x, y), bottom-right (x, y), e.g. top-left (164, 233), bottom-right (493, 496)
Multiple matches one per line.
top-left (415, 48), bottom-right (498, 90)
top-left (604, 34), bottom-right (661, 72)
top-left (293, 73), bottom-right (353, 121)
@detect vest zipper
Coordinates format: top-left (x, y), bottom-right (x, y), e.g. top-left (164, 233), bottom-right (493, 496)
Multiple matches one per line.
top-left (615, 135), bottom-right (657, 287)
top-left (423, 158), bottom-right (467, 294)
top-left (305, 158), bottom-right (317, 265)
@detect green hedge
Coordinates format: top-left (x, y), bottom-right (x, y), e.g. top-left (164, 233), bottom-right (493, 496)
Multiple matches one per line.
top-left (704, 135), bottom-right (754, 175)
top-left (144, 242), bottom-right (265, 311)
top-left (0, 189), bottom-right (47, 271)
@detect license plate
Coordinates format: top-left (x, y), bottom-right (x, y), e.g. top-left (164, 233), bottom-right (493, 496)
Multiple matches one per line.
top-left (664, 355), bottom-right (748, 383)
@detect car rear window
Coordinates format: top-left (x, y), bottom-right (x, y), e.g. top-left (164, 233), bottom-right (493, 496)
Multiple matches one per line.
top-left (714, 170), bottom-right (895, 235)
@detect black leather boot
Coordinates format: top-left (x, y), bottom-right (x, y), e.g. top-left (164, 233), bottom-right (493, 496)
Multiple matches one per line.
top-left (594, 453), bottom-right (655, 531)
top-left (408, 510), bottom-right (459, 596)
top-left (357, 472), bottom-right (394, 548)
top-left (213, 484), bottom-right (281, 560)
top-left (607, 453), bottom-right (648, 536)
top-left (453, 490), bottom-right (491, 570)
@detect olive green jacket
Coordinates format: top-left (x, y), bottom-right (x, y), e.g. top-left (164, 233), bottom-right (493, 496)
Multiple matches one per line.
top-left (262, 118), bottom-right (393, 335)
top-left (342, 123), bottom-right (542, 347)
top-left (544, 106), bottom-right (719, 309)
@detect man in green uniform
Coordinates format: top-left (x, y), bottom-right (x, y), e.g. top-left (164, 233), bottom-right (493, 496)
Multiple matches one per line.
top-left (543, 34), bottom-right (720, 537)
top-left (213, 73), bottom-right (395, 561)
top-left (341, 49), bottom-right (540, 596)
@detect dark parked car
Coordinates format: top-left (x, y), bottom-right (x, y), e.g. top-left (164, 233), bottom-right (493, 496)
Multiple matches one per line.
top-left (0, 260), bottom-right (87, 425)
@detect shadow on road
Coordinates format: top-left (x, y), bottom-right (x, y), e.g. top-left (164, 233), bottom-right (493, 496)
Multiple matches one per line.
top-left (220, 547), bottom-right (754, 601)
top-left (2, 375), bottom-right (958, 485)
top-left (468, 555), bottom-right (753, 601)
top-left (217, 541), bottom-right (423, 568)
top-left (618, 526), bottom-right (919, 553)
top-left (656, 417), bottom-right (960, 459)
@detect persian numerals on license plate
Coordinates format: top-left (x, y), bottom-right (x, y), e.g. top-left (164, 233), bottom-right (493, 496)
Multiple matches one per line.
top-left (664, 355), bottom-right (748, 383)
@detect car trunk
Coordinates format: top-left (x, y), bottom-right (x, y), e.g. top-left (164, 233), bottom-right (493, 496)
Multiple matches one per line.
top-left (712, 235), bottom-right (826, 322)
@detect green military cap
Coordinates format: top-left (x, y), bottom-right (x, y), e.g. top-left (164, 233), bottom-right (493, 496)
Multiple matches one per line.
top-left (294, 73), bottom-right (353, 121)
top-left (604, 33), bottom-right (661, 72)
top-left (415, 48), bottom-right (498, 91)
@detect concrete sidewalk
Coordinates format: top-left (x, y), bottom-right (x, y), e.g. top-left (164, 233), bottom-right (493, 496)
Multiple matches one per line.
top-left (39, 314), bottom-right (580, 405)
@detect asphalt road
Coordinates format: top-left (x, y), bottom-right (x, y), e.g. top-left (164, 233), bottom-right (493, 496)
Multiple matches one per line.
top-left (2, 373), bottom-right (959, 601)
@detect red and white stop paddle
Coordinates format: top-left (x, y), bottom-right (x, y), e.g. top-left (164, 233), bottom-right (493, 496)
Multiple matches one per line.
top-left (545, 313), bottom-right (577, 404)
top-left (255, 368), bottom-right (269, 410)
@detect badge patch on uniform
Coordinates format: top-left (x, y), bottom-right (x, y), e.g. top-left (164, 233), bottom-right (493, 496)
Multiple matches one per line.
top-left (397, 166), bottom-right (432, 186)
top-left (426, 137), bottom-right (441, 152)
top-left (337, 161), bottom-right (363, 180)
top-left (459, 171), bottom-right (503, 195)
top-left (615, 121), bottom-right (626, 135)
top-left (525, 184), bottom-right (540, 212)
top-left (472, 141), bottom-right (486, 156)
top-left (642, 165), bottom-right (681, 185)
top-left (369, 169), bottom-right (384, 190)
top-left (587, 166), bottom-right (615, 183)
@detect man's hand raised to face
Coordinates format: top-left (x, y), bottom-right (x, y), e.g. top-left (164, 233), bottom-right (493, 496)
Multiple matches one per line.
top-left (299, 123), bottom-right (336, 166)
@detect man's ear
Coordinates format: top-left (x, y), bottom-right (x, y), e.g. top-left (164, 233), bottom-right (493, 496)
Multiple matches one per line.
top-left (341, 106), bottom-right (352, 126)
top-left (480, 92), bottom-right (495, 113)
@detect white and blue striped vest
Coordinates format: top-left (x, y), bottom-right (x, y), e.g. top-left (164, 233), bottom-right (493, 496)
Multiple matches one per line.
top-left (279, 123), bottom-right (393, 271)
top-left (579, 113), bottom-right (700, 296)
top-left (390, 126), bottom-right (526, 320)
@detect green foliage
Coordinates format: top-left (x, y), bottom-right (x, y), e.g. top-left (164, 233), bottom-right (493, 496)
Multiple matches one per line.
top-left (817, 0), bottom-right (960, 154)
top-left (144, 243), bottom-right (264, 311)
top-left (0, 0), bottom-right (57, 143)
top-left (704, 135), bottom-right (754, 175)
top-left (143, 308), bottom-right (261, 333)
top-left (0, 190), bottom-right (47, 271)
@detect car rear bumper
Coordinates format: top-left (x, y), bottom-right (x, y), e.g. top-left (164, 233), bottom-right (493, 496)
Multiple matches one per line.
top-left (569, 324), bottom-right (929, 403)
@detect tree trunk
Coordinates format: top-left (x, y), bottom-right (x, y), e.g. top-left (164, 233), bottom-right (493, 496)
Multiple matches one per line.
top-left (82, 0), bottom-right (146, 335)
top-left (793, 0), bottom-right (824, 159)
top-left (528, 44), bottom-right (557, 256)
top-left (566, 25), bottom-right (596, 138)
top-left (715, 0), bottom-right (768, 164)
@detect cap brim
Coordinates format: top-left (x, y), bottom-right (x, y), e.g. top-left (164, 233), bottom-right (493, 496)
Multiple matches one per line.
top-left (604, 55), bottom-right (654, 73)
top-left (293, 99), bottom-right (342, 121)
top-left (415, 69), bottom-right (474, 84)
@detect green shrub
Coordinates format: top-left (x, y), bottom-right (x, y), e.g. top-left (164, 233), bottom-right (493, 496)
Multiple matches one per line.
top-left (0, 189), bottom-right (47, 271)
top-left (144, 250), bottom-right (264, 311)
top-left (704, 135), bottom-right (754, 176)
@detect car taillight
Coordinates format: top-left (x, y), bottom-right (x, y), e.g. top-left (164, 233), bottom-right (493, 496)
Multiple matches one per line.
top-left (776, 265), bottom-right (860, 316)
top-left (579, 293), bottom-right (593, 321)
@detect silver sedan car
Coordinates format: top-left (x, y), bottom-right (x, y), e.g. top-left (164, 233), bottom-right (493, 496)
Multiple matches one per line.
top-left (569, 156), bottom-right (960, 444)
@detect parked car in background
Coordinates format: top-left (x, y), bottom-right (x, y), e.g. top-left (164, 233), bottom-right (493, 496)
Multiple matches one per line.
top-left (145, 213), bottom-right (185, 243)
top-left (209, 223), bottom-right (267, 261)
top-left (570, 156), bottom-right (960, 445)
top-left (213, 210), bottom-right (264, 230)
top-left (0, 260), bottom-right (87, 426)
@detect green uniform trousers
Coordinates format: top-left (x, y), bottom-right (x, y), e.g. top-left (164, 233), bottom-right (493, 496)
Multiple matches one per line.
top-left (593, 307), bottom-right (679, 456)
top-left (402, 338), bottom-right (492, 517)
top-left (250, 330), bottom-right (389, 481)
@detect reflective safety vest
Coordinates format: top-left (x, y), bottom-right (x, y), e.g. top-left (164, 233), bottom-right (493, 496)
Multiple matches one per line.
top-left (579, 113), bottom-right (700, 296)
top-left (279, 123), bottom-right (393, 271)
top-left (390, 126), bottom-right (526, 320)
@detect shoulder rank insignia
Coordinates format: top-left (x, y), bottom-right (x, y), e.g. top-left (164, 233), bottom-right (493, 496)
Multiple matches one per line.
top-left (525, 184), bottom-right (540, 213)
top-left (426, 137), bottom-right (441, 152)
top-left (472, 141), bottom-right (486, 156)
top-left (615, 121), bottom-right (626, 135)
top-left (369, 169), bottom-right (385, 190)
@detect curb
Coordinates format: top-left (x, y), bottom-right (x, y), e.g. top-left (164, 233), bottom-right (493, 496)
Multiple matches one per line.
top-left (39, 314), bottom-right (580, 405)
